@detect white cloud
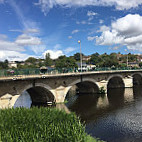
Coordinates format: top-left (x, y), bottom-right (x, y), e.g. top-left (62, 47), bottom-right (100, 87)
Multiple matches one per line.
top-left (43, 50), bottom-right (64, 59)
top-left (24, 29), bottom-right (40, 34)
top-left (87, 36), bottom-right (96, 41)
top-left (76, 21), bottom-right (87, 25)
top-left (81, 21), bottom-right (87, 24)
top-left (0, 39), bottom-right (24, 52)
top-left (76, 21), bottom-right (80, 25)
top-left (10, 28), bottom-right (40, 34)
top-left (112, 46), bottom-right (119, 50)
top-left (0, 51), bottom-right (29, 61)
top-left (97, 25), bottom-right (110, 32)
top-left (9, 29), bottom-right (22, 33)
top-left (35, 0), bottom-right (142, 15)
top-left (15, 34), bottom-right (42, 46)
top-left (0, 0), bottom-right (4, 3)
top-left (99, 19), bottom-right (104, 24)
top-left (87, 11), bottom-right (98, 16)
top-left (112, 14), bottom-right (142, 38)
top-left (87, 11), bottom-right (98, 21)
top-left (96, 30), bottom-right (124, 45)
top-left (64, 47), bottom-right (76, 54)
top-left (9, 0), bottom-right (40, 33)
top-left (68, 36), bottom-right (72, 39)
top-left (0, 32), bottom-right (43, 55)
top-left (30, 45), bottom-right (46, 54)
top-left (124, 35), bottom-right (142, 45)
top-left (96, 14), bottom-right (142, 52)
top-left (72, 29), bottom-right (79, 34)
top-left (0, 34), bottom-right (8, 40)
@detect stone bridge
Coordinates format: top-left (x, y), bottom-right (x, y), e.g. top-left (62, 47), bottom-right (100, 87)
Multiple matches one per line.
top-left (0, 70), bottom-right (142, 108)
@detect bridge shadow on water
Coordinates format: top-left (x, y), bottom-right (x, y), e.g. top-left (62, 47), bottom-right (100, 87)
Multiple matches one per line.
top-left (65, 88), bottom-right (126, 123)
top-left (65, 86), bottom-right (142, 123)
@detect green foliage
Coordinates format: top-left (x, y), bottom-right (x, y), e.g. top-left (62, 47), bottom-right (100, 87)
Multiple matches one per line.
top-left (128, 53), bottom-right (137, 62)
top-left (86, 135), bottom-right (104, 142)
top-left (55, 56), bottom-right (77, 69)
top-left (119, 63), bottom-right (127, 68)
top-left (98, 87), bottom-right (106, 94)
top-left (89, 53), bottom-right (119, 67)
top-left (21, 57), bottom-right (39, 69)
top-left (25, 57), bottom-right (37, 63)
top-left (45, 53), bottom-right (52, 66)
top-left (73, 53), bottom-right (84, 61)
top-left (89, 52), bottom-right (102, 65)
top-left (0, 60), bottom-right (8, 69)
top-left (139, 62), bottom-right (142, 67)
top-left (0, 107), bottom-right (88, 142)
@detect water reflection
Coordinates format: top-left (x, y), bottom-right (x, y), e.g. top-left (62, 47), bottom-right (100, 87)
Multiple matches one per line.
top-left (66, 86), bottom-right (142, 142)
top-left (107, 88), bottom-right (125, 107)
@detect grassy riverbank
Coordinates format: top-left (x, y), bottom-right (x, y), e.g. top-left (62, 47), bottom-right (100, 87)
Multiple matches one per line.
top-left (0, 107), bottom-right (103, 142)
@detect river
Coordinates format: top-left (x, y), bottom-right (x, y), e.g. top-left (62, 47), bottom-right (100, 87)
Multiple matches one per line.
top-left (65, 86), bottom-right (142, 142)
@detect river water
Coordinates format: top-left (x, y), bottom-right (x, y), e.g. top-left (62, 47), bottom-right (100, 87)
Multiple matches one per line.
top-left (65, 86), bottom-right (142, 142)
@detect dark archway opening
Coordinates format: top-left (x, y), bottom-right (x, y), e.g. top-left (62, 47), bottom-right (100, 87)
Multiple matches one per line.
top-left (65, 81), bottom-right (99, 108)
top-left (133, 74), bottom-right (142, 86)
top-left (107, 76), bottom-right (125, 90)
top-left (27, 86), bottom-right (55, 106)
top-left (76, 81), bottom-right (99, 94)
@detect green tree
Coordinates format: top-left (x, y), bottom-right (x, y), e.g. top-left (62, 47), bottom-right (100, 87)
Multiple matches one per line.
top-left (98, 53), bottom-right (119, 67)
top-left (25, 57), bottom-right (37, 64)
top-left (89, 52), bottom-right (101, 65)
top-left (25, 57), bottom-right (37, 63)
top-left (45, 53), bottom-right (52, 66)
top-left (128, 53), bottom-right (137, 62)
top-left (55, 56), bottom-right (77, 69)
top-left (139, 62), bottom-right (142, 67)
top-left (0, 60), bottom-right (9, 69)
top-left (73, 53), bottom-right (84, 61)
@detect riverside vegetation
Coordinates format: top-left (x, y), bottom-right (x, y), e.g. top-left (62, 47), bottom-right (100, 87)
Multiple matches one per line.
top-left (0, 107), bottom-right (104, 142)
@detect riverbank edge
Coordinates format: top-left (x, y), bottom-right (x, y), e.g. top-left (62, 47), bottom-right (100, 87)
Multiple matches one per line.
top-left (86, 135), bottom-right (105, 142)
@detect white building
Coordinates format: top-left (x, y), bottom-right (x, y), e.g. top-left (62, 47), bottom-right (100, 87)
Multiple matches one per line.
top-left (8, 61), bottom-right (17, 68)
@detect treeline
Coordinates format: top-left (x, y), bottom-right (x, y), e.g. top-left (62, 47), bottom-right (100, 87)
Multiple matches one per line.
top-left (0, 52), bottom-right (141, 69)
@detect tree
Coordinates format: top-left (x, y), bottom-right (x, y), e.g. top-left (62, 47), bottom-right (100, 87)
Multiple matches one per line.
top-left (55, 56), bottom-right (77, 69)
top-left (45, 53), bottom-right (52, 66)
top-left (73, 53), bottom-right (84, 61)
top-left (4, 59), bottom-right (8, 68)
top-left (139, 62), bottom-right (142, 67)
top-left (25, 57), bottom-right (37, 64)
top-left (0, 60), bottom-right (9, 69)
top-left (89, 52), bottom-right (101, 65)
top-left (98, 53), bottom-right (119, 67)
top-left (128, 53), bottom-right (137, 62)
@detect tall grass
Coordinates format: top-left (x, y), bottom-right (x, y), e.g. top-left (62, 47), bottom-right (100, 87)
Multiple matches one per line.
top-left (0, 107), bottom-right (100, 142)
top-left (0, 107), bottom-right (104, 142)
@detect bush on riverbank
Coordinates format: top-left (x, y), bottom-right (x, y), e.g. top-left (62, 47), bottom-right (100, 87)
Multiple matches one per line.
top-left (0, 107), bottom-right (103, 142)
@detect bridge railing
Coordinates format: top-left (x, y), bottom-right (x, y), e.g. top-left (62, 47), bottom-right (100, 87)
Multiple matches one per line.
top-left (0, 67), bottom-right (141, 77)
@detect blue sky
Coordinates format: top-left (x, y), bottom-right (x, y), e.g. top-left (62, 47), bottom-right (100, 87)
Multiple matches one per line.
top-left (1, 0), bottom-right (142, 61)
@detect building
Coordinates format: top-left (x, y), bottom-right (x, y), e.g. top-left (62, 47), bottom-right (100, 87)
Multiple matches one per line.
top-left (128, 62), bottom-right (139, 68)
top-left (82, 56), bottom-right (91, 61)
top-left (8, 61), bottom-right (17, 68)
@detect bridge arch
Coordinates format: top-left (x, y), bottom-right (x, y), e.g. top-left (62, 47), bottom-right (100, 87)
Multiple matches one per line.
top-left (66, 78), bottom-right (99, 98)
top-left (13, 83), bottom-right (55, 108)
top-left (132, 73), bottom-right (142, 86)
top-left (107, 75), bottom-right (125, 89)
